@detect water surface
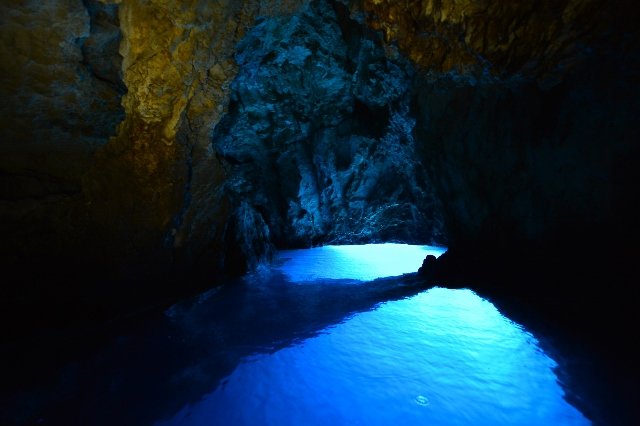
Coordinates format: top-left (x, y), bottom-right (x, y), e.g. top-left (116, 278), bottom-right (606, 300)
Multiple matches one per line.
top-left (275, 243), bottom-right (446, 281)
top-left (158, 244), bottom-right (588, 425)
top-left (2, 244), bottom-right (589, 425)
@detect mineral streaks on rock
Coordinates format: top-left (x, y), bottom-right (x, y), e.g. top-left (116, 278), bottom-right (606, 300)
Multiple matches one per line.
top-left (84, 0), bottom-right (305, 268)
top-left (213, 0), bottom-right (446, 257)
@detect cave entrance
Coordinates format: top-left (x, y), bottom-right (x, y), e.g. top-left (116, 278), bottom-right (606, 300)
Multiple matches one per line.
top-left (213, 0), bottom-right (446, 271)
top-left (274, 243), bottom-right (446, 282)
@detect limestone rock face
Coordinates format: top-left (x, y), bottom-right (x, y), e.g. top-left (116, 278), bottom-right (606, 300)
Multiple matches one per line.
top-left (82, 0), bottom-right (306, 274)
top-left (396, 0), bottom-right (640, 250)
top-left (0, 0), bottom-right (306, 328)
top-left (0, 0), bottom-right (123, 152)
top-left (1, 0), bottom-right (307, 278)
top-left (212, 0), bottom-right (445, 268)
top-left (0, 0), bottom-right (638, 313)
top-left (0, 0), bottom-right (125, 265)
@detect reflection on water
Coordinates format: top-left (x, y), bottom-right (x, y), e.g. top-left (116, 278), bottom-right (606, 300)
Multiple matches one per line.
top-left (155, 245), bottom-right (587, 425)
top-left (2, 245), bottom-right (589, 426)
top-left (158, 288), bottom-right (587, 426)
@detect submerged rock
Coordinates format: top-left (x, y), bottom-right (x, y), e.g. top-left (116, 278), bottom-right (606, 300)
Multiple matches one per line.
top-left (417, 254), bottom-right (438, 280)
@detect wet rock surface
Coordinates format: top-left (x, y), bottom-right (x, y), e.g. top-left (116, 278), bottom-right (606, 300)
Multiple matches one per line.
top-left (213, 1), bottom-right (445, 265)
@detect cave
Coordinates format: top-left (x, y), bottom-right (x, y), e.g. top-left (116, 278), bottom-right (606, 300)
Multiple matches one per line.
top-left (1, 0), bottom-right (639, 424)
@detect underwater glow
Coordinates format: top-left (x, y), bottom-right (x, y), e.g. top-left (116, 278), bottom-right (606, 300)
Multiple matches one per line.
top-left (158, 287), bottom-right (588, 426)
top-left (275, 243), bottom-right (446, 282)
top-left (156, 246), bottom-right (589, 426)
top-left (5, 245), bottom-right (589, 425)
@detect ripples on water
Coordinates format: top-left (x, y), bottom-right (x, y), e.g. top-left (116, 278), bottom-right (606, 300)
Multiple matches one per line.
top-left (3, 244), bottom-right (590, 425)
top-left (158, 244), bottom-right (588, 425)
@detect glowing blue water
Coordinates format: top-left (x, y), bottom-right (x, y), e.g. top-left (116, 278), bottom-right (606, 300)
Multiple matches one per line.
top-left (157, 245), bottom-right (589, 426)
top-left (275, 243), bottom-right (446, 281)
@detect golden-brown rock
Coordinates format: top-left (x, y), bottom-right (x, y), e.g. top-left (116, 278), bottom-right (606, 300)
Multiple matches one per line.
top-left (360, 0), bottom-right (636, 78)
top-left (84, 0), bottom-right (305, 269)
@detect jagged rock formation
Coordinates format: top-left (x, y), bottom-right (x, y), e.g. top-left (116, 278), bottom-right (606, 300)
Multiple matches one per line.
top-left (1, 0), bottom-right (307, 280)
top-left (0, 0), bottom-right (307, 331)
top-left (0, 0), bottom-right (638, 326)
top-left (358, 0), bottom-right (640, 249)
top-left (213, 1), bottom-right (445, 270)
top-left (83, 0), bottom-right (307, 275)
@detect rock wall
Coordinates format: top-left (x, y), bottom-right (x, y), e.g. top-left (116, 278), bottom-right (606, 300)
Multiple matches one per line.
top-left (1, 0), bottom-right (306, 279)
top-left (413, 55), bottom-right (640, 250)
top-left (83, 0), bottom-right (307, 276)
top-left (0, 0), bottom-right (124, 266)
top-left (360, 0), bottom-right (637, 78)
top-left (1, 0), bottom-right (307, 331)
top-left (1, 0), bottom-right (638, 327)
top-left (382, 0), bottom-right (640, 251)
top-left (212, 0), bottom-right (445, 271)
